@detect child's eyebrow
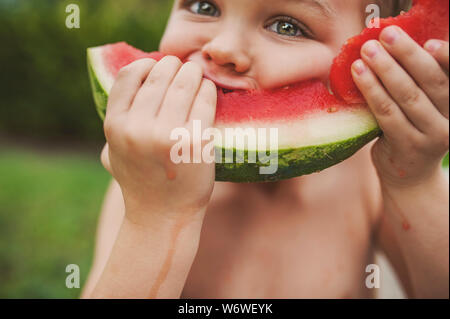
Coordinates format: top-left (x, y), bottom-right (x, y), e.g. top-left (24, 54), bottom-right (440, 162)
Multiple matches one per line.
top-left (283, 0), bottom-right (337, 18)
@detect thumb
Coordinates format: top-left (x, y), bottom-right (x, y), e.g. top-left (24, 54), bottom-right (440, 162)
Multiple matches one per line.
top-left (101, 143), bottom-right (113, 175)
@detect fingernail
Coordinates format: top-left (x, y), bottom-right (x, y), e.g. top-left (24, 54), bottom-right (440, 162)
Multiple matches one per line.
top-left (425, 40), bottom-right (442, 53)
top-left (363, 41), bottom-right (380, 58)
top-left (381, 26), bottom-right (400, 45)
top-left (352, 60), bottom-right (367, 75)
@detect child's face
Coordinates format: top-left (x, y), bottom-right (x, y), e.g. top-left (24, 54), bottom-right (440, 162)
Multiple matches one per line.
top-left (159, 0), bottom-right (368, 90)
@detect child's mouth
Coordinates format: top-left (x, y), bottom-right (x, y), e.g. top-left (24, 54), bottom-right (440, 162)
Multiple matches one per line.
top-left (202, 74), bottom-right (245, 94)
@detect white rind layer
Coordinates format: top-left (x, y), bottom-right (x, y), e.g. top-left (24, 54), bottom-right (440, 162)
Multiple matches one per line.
top-left (88, 46), bottom-right (115, 93)
top-left (215, 108), bottom-right (377, 150)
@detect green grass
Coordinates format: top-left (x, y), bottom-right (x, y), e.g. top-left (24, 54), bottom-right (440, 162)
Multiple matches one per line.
top-left (0, 147), bottom-right (110, 298)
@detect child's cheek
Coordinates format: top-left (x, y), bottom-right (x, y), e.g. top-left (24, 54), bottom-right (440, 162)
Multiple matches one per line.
top-left (159, 28), bottom-right (190, 59)
top-left (159, 21), bottom-right (212, 61)
top-left (255, 44), bottom-right (336, 89)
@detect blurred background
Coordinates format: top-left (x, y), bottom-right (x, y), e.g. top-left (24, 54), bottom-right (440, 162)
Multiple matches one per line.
top-left (0, 0), bottom-right (172, 298)
top-left (0, 0), bottom-right (448, 299)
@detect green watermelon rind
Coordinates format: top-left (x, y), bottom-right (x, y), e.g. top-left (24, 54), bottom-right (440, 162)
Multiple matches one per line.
top-left (87, 53), bottom-right (108, 121)
top-left (215, 128), bottom-right (381, 183)
top-left (87, 48), bottom-right (381, 183)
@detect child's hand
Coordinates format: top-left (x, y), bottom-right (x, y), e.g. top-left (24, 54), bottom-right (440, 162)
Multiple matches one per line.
top-left (101, 56), bottom-right (217, 225)
top-left (351, 26), bottom-right (449, 187)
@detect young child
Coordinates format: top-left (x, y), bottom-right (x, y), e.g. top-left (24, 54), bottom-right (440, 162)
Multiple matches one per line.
top-left (82, 0), bottom-right (449, 298)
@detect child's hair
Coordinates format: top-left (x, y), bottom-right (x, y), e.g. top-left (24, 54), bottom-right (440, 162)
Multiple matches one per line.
top-left (379, 0), bottom-right (413, 18)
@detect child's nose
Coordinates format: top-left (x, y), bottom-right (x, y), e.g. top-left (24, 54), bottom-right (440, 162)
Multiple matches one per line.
top-left (201, 31), bottom-right (251, 73)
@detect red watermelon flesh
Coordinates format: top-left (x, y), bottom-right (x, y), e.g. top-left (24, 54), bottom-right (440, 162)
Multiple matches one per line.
top-left (215, 81), bottom-right (360, 123)
top-left (103, 42), bottom-right (165, 76)
top-left (331, 0), bottom-right (450, 104)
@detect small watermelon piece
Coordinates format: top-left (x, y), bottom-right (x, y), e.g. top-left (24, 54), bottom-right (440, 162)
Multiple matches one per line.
top-left (331, 0), bottom-right (449, 104)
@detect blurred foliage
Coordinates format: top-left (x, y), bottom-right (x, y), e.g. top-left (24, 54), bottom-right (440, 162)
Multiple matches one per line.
top-left (443, 153), bottom-right (449, 168)
top-left (0, 0), bottom-right (173, 146)
top-left (0, 147), bottom-right (110, 298)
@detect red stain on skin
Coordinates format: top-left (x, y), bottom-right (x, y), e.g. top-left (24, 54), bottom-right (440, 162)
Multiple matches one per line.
top-left (382, 185), bottom-right (412, 232)
top-left (166, 169), bottom-right (177, 181)
top-left (164, 153), bottom-right (177, 181)
top-left (389, 157), bottom-right (407, 178)
top-left (148, 210), bottom-right (198, 298)
top-left (148, 219), bottom-right (180, 298)
top-left (402, 221), bottom-right (411, 231)
top-left (398, 169), bottom-right (407, 178)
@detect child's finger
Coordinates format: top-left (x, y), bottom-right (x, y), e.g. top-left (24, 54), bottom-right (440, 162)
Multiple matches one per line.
top-left (158, 61), bottom-right (204, 125)
top-left (188, 79), bottom-right (217, 127)
top-left (378, 27), bottom-right (449, 119)
top-left (107, 59), bottom-right (157, 118)
top-left (185, 79), bottom-right (218, 164)
top-left (425, 40), bottom-right (450, 72)
top-left (351, 59), bottom-right (418, 142)
top-left (360, 40), bottom-right (443, 134)
top-left (130, 56), bottom-right (182, 118)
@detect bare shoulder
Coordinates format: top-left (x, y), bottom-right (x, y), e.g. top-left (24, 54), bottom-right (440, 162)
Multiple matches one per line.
top-left (81, 179), bottom-right (125, 298)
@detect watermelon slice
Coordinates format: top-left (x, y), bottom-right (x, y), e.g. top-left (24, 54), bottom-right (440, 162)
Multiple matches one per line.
top-left (88, 44), bottom-right (379, 182)
top-left (87, 0), bottom-right (448, 183)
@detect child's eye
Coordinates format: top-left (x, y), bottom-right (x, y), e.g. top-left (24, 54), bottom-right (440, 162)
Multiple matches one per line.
top-left (266, 17), bottom-right (310, 38)
top-left (186, 0), bottom-right (219, 17)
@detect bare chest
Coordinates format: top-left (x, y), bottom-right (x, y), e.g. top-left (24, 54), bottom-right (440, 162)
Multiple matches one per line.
top-left (181, 188), bottom-right (375, 299)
